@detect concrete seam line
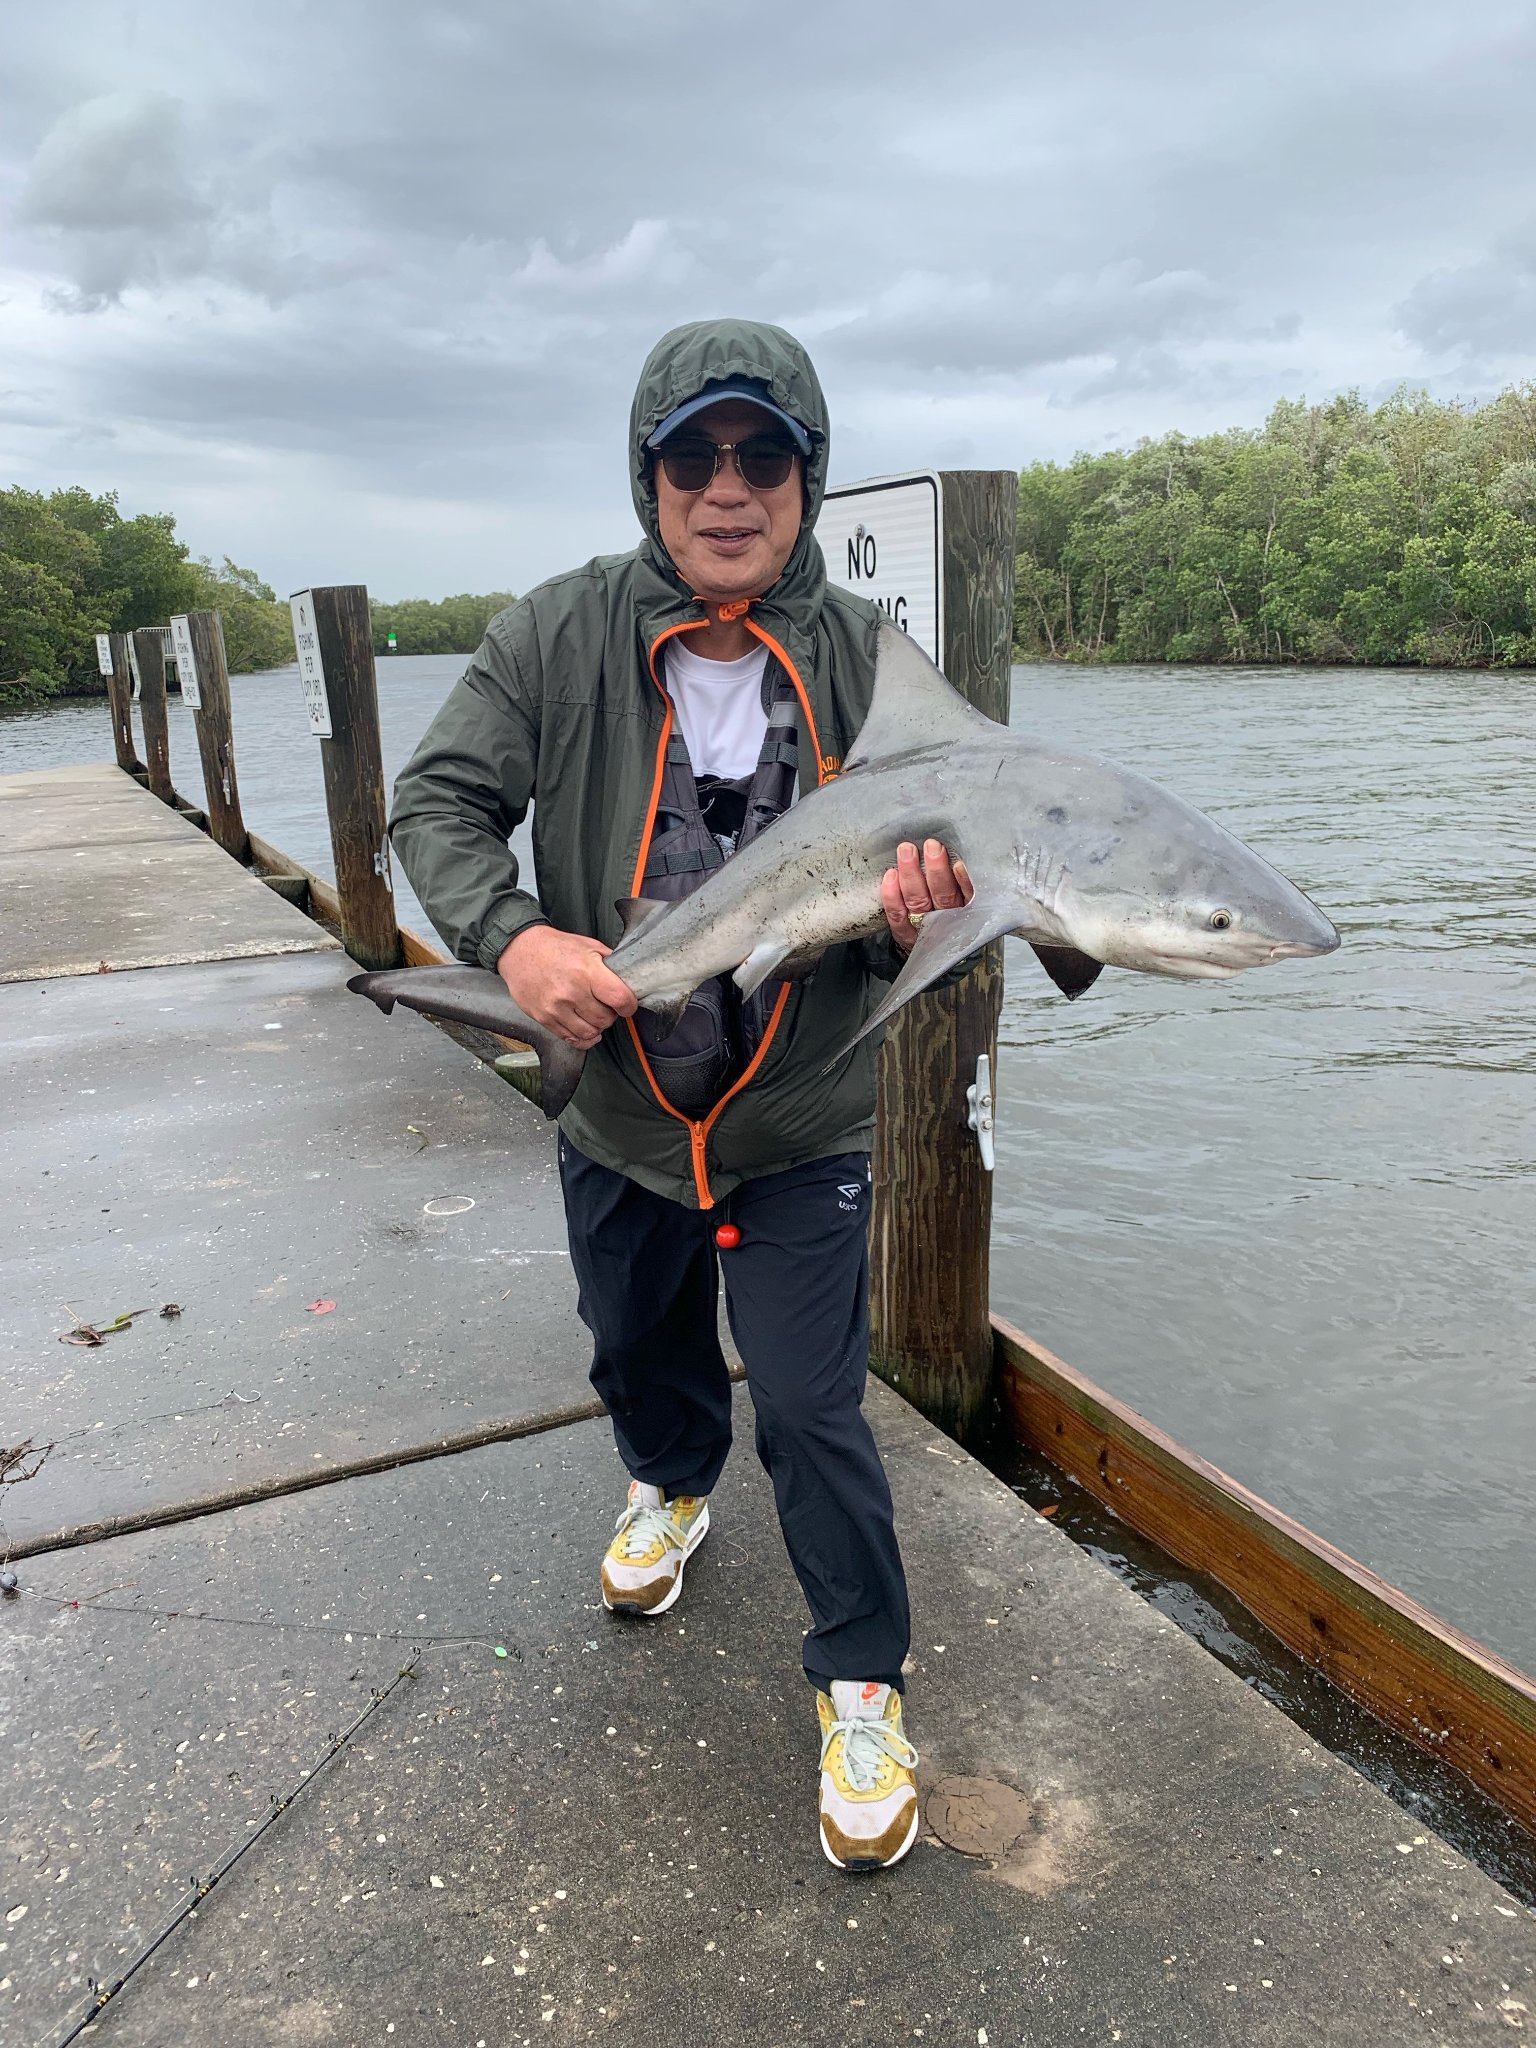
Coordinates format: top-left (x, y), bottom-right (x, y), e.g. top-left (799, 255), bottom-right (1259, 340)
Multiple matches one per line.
top-left (8, 1375), bottom-right (735, 1561)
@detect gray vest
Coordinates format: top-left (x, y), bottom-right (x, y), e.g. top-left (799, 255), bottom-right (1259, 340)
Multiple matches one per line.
top-left (635, 660), bottom-right (801, 1118)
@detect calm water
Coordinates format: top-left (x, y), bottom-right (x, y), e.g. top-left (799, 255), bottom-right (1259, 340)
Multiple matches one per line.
top-left (5, 659), bottom-right (1534, 1672)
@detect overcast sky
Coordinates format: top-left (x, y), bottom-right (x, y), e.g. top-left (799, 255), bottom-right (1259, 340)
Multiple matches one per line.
top-left (3, 0), bottom-right (1533, 600)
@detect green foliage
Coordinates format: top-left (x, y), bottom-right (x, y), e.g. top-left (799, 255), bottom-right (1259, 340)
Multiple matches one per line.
top-left (184, 557), bottom-right (295, 676)
top-left (0, 485), bottom-right (206, 706)
top-left (0, 479), bottom-right (517, 709)
top-left (0, 488), bottom-right (331, 707)
top-left (371, 591), bottom-right (516, 657)
top-left (3, 488), bottom-right (126, 704)
top-left (1014, 384), bottom-right (1536, 667)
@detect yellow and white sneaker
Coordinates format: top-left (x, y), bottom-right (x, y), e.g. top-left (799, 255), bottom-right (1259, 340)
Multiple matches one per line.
top-left (816, 1681), bottom-right (920, 1872)
top-left (599, 1481), bottom-right (710, 1616)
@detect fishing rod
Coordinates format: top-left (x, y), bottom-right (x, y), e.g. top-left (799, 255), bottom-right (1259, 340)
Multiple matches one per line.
top-left (46, 1654), bottom-right (421, 2048)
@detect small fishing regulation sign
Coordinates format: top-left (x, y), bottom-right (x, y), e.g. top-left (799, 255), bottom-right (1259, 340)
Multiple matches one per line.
top-left (816, 471), bottom-right (944, 664)
top-left (94, 632), bottom-right (113, 677)
top-left (168, 615), bottom-right (202, 708)
top-left (289, 590), bottom-right (332, 737)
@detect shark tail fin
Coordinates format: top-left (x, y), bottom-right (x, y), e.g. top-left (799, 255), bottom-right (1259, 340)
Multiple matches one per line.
top-left (1027, 942), bottom-right (1105, 999)
top-left (819, 894), bottom-right (1019, 1072)
top-left (346, 968), bottom-right (588, 1121)
top-left (527, 1038), bottom-right (587, 1120)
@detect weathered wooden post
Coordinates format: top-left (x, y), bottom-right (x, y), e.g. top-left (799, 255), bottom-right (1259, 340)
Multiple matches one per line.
top-left (864, 472), bottom-right (1016, 1446)
top-left (103, 632), bottom-right (143, 778)
top-left (290, 584), bottom-right (402, 972)
top-left (132, 628), bottom-right (174, 803)
top-left (182, 610), bottom-right (249, 860)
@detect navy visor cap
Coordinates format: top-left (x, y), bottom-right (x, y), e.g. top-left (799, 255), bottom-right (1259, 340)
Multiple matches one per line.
top-left (647, 380), bottom-right (812, 456)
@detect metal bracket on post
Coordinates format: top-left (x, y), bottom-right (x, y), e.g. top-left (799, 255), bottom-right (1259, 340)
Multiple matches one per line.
top-left (965, 1052), bottom-right (995, 1172)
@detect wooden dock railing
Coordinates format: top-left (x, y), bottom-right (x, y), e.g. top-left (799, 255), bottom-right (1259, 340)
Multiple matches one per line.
top-left (300, 584), bottom-right (402, 974)
top-left (183, 610), bottom-right (249, 861)
top-left (131, 628), bottom-right (171, 802)
top-left (869, 472), bottom-right (1014, 1449)
top-left (104, 632), bottom-right (143, 780)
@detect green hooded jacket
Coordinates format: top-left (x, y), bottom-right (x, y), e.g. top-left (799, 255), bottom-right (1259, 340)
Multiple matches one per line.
top-left (390, 318), bottom-right (937, 1210)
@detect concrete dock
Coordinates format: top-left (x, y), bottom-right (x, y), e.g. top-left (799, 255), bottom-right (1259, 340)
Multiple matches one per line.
top-left (0, 764), bottom-right (339, 982)
top-left (3, 764), bottom-right (1534, 2045)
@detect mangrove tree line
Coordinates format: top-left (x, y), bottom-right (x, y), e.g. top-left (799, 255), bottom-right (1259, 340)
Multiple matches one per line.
top-left (370, 592), bottom-right (516, 657)
top-left (0, 486), bottom-right (296, 706)
top-left (0, 483), bottom-right (516, 707)
top-left (1014, 385), bottom-right (1536, 667)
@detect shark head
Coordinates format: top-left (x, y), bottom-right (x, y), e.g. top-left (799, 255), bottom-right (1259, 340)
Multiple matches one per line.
top-left (1052, 789), bottom-right (1340, 981)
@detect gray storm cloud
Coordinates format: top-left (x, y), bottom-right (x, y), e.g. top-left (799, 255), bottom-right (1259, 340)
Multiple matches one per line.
top-left (18, 91), bottom-right (211, 306)
top-left (1397, 222), bottom-right (1536, 361)
top-left (21, 91), bottom-right (205, 234)
top-left (1, 0), bottom-right (1531, 596)
top-left (18, 86), bottom-right (310, 309)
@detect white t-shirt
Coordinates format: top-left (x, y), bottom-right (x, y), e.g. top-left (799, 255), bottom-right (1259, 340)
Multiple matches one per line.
top-left (663, 639), bottom-right (770, 780)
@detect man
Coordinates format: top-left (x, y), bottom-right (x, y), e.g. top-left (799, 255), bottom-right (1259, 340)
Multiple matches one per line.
top-left (390, 318), bottom-right (973, 1873)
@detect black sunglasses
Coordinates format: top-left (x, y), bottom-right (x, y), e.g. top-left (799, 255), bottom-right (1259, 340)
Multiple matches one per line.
top-left (655, 434), bottom-right (800, 493)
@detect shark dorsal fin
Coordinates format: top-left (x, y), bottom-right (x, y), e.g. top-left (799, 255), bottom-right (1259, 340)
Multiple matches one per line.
top-left (841, 617), bottom-right (999, 774)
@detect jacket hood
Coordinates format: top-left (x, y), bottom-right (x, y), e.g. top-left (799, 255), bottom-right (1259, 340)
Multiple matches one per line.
top-left (628, 319), bottom-right (830, 615)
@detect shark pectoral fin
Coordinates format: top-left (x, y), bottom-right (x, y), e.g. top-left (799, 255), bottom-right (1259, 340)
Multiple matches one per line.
top-left (821, 895), bottom-right (1018, 1071)
top-left (614, 895), bottom-right (672, 939)
top-left (1027, 942), bottom-right (1105, 999)
top-left (733, 937), bottom-right (792, 999)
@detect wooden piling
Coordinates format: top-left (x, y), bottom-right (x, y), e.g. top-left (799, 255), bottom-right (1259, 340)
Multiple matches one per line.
top-left (131, 628), bottom-right (174, 802)
top-left (304, 584), bottom-right (403, 972)
top-left (868, 471), bottom-right (1016, 1447)
top-left (184, 611), bottom-right (249, 861)
top-left (104, 633), bottom-right (143, 778)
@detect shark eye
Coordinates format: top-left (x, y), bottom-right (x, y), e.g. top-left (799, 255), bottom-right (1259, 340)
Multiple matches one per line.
top-left (1208, 909), bottom-right (1233, 931)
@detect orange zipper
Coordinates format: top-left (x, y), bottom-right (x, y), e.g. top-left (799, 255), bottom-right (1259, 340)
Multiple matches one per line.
top-left (630, 611), bottom-right (827, 1210)
top-left (631, 618), bottom-right (708, 894)
top-left (742, 616), bottom-right (829, 785)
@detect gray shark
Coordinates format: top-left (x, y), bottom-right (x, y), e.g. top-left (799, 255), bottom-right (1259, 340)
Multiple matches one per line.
top-left (350, 617), bottom-right (1339, 1118)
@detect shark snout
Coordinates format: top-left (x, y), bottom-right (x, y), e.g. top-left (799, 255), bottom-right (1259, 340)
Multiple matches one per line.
top-left (1263, 899), bottom-right (1340, 962)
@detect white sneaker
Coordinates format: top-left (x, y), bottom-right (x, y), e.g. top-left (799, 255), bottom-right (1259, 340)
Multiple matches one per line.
top-left (599, 1481), bottom-right (710, 1616)
top-left (817, 1681), bottom-right (921, 1871)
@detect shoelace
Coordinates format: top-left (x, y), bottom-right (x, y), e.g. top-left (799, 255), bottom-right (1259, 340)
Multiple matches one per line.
top-left (821, 1713), bottom-right (919, 1794)
top-left (612, 1498), bottom-right (690, 1561)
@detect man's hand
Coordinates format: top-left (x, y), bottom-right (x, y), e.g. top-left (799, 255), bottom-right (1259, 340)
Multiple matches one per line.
top-left (497, 925), bottom-right (638, 1049)
top-left (880, 839), bottom-right (974, 953)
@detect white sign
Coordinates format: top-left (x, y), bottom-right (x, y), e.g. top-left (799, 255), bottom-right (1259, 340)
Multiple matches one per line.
top-left (816, 471), bottom-right (943, 663)
top-left (126, 632), bottom-right (142, 701)
top-left (95, 632), bottom-right (114, 677)
top-left (169, 614), bottom-right (201, 708)
top-left (290, 590), bottom-right (332, 738)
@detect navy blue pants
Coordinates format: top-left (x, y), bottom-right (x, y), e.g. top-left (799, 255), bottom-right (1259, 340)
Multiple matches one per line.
top-left (558, 1136), bottom-right (910, 1692)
